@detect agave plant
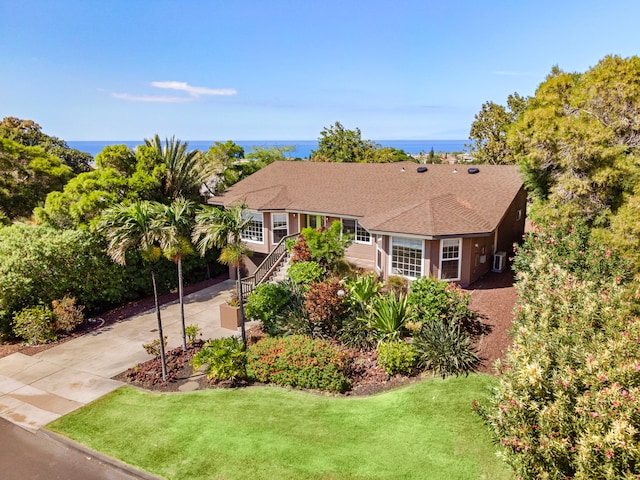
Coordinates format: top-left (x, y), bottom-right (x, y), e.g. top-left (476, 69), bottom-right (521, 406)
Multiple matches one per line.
top-left (413, 320), bottom-right (479, 378)
top-left (370, 292), bottom-right (410, 342)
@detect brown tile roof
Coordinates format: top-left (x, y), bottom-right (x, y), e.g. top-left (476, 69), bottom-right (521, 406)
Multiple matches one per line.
top-left (209, 161), bottom-right (524, 238)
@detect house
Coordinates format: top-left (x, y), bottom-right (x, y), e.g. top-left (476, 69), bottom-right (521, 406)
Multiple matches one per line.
top-left (208, 161), bottom-right (526, 286)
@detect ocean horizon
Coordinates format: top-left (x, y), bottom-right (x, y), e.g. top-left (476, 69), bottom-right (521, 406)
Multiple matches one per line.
top-left (68, 139), bottom-right (469, 159)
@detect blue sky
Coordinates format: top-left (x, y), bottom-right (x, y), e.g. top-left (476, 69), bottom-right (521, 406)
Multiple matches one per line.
top-left (2, 1), bottom-right (639, 141)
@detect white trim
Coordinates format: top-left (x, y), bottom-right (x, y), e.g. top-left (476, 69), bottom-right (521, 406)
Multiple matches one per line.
top-left (241, 211), bottom-right (264, 244)
top-left (389, 236), bottom-right (423, 280)
top-left (439, 238), bottom-right (461, 281)
top-left (271, 212), bottom-right (288, 244)
top-left (341, 218), bottom-right (372, 244)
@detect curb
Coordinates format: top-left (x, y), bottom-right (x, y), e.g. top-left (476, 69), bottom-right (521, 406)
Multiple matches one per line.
top-left (37, 428), bottom-right (164, 480)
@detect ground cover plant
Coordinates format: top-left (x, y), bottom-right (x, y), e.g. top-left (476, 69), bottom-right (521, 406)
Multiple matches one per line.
top-left (48, 376), bottom-right (510, 480)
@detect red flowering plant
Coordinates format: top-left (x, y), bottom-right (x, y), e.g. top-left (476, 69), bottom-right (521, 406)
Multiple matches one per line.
top-left (303, 277), bottom-right (346, 338)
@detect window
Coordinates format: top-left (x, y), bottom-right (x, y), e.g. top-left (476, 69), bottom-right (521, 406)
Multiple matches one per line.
top-left (241, 212), bottom-right (263, 243)
top-left (440, 238), bottom-right (461, 281)
top-left (271, 213), bottom-right (288, 244)
top-left (390, 237), bottom-right (423, 278)
top-left (342, 218), bottom-right (371, 244)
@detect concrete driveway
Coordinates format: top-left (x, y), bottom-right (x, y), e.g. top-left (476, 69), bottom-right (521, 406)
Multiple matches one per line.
top-left (0, 279), bottom-right (236, 432)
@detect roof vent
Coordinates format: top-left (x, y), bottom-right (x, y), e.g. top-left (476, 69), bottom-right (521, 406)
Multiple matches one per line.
top-left (468, 167), bottom-right (480, 174)
top-left (416, 166), bottom-right (428, 173)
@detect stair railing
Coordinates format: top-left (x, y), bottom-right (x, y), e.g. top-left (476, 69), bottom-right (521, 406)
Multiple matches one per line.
top-left (239, 232), bottom-right (299, 298)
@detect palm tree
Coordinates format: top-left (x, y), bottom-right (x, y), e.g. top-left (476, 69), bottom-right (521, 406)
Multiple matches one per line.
top-left (145, 134), bottom-right (214, 200)
top-left (192, 203), bottom-right (251, 344)
top-left (154, 198), bottom-right (195, 351)
top-left (98, 200), bottom-right (168, 380)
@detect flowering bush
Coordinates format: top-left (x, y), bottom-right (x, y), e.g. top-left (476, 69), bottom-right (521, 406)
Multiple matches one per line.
top-left (478, 237), bottom-right (640, 478)
top-left (246, 335), bottom-right (351, 393)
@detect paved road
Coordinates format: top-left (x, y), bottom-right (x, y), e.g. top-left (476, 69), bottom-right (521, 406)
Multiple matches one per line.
top-left (0, 417), bottom-right (147, 479)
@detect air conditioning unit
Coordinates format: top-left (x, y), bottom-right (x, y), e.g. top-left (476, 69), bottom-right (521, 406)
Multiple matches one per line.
top-left (492, 252), bottom-right (507, 273)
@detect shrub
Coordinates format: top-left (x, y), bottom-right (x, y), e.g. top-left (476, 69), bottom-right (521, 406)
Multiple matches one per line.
top-left (12, 305), bottom-right (57, 345)
top-left (304, 277), bottom-right (346, 337)
top-left (142, 336), bottom-right (167, 357)
top-left (245, 282), bottom-right (292, 334)
top-left (51, 296), bottom-right (85, 333)
top-left (338, 315), bottom-right (378, 351)
top-left (246, 335), bottom-right (351, 393)
top-left (191, 337), bottom-right (246, 382)
top-left (383, 275), bottom-right (408, 297)
top-left (413, 320), bottom-right (478, 378)
top-left (185, 324), bottom-right (201, 344)
top-left (407, 276), bottom-right (472, 326)
top-left (290, 235), bottom-right (312, 262)
top-left (370, 292), bottom-right (410, 341)
top-left (377, 341), bottom-right (417, 375)
top-left (287, 261), bottom-right (325, 288)
top-left (300, 221), bottom-right (351, 272)
top-left (478, 252), bottom-right (640, 479)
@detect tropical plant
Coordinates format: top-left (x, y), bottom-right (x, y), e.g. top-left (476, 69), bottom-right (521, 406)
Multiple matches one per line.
top-left (414, 320), bottom-right (479, 378)
top-left (98, 200), bottom-right (168, 380)
top-left (344, 272), bottom-right (382, 314)
top-left (303, 277), bottom-right (346, 338)
top-left (377, 340), bottom-right (417, 375)
top-left (12, 305), bottom-right (57, 345)
top-left (370, 292), bottom-right (410, 341)
top-left (153, 197), bottom-right (195, 350)
top-left (244, 282), bottom-right (292, 334)
top-left (144, 134), bottom-right (213, 200)
top-left (192, 203), bottom-right (252, 344)
top-left (191, 337), bottom-right (246, 382)
top-left (246, 335), bottom-right (351, 393)
top-left (337, 315), bottom-right (378, 351)
top-left (287, 260), bottom-right (325, 288)
top-left (300, 221), bottom-right (351, 272)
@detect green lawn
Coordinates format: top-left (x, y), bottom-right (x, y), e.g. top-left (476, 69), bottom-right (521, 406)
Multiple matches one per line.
top-left (48, 375), bottom-right (511, 480)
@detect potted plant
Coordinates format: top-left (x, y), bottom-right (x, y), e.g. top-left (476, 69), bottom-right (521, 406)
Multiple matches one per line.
top-left (219, 295), bottom-right (241, 330)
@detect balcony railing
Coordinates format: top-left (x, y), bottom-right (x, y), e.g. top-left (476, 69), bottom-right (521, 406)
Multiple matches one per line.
top-left (239, 232), bottom-right (299, 298)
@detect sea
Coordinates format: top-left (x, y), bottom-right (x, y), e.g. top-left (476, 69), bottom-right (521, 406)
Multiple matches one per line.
top-left (67, 139), bottom-right (469, 159)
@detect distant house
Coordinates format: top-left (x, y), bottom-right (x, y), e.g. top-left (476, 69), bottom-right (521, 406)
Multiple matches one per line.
top-left (209, 161), bottom-right (526, 286)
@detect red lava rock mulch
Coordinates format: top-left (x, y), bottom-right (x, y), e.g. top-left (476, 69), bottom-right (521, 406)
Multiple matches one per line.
top-left (464, 270), bottom-right (517, 373)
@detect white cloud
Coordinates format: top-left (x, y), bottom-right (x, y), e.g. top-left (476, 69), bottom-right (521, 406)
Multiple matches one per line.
top-left (112, 81), bottom-right (237, 103)
top-left (151, 81), bottom-right (237, 97)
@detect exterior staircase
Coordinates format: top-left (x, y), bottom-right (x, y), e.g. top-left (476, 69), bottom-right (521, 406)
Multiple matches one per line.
top-left (239, 233), bottom-right (298, 298)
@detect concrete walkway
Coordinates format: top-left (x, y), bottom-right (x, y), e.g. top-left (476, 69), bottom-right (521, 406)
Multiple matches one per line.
top-left (0, 279), bottom-right (237, 432)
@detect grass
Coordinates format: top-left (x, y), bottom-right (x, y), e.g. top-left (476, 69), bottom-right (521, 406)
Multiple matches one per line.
top-left (47, 375), bottom-right (510, 480)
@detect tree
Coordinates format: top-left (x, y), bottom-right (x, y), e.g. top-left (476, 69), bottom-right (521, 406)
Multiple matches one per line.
top-left (506, 57), bottom-right (640, 225)
top-left (144, 134), bottom-right (213, 200)
top-left (468, 92), bottom-right (527, 164)
top-left (154, 198), bottom-right (195, 351)
top-left (192, 203), bottom-right (251, 345)
top-left (312, 121), bottom-right (377, 162)
top-left (0, 137), bottom-right (73, 220)
top-left (98, 201), bottom-right (168, 380)
top-left (0, 116), bottom-right (92, 173)
top-left (35, 144), bottom-right (164, 229)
